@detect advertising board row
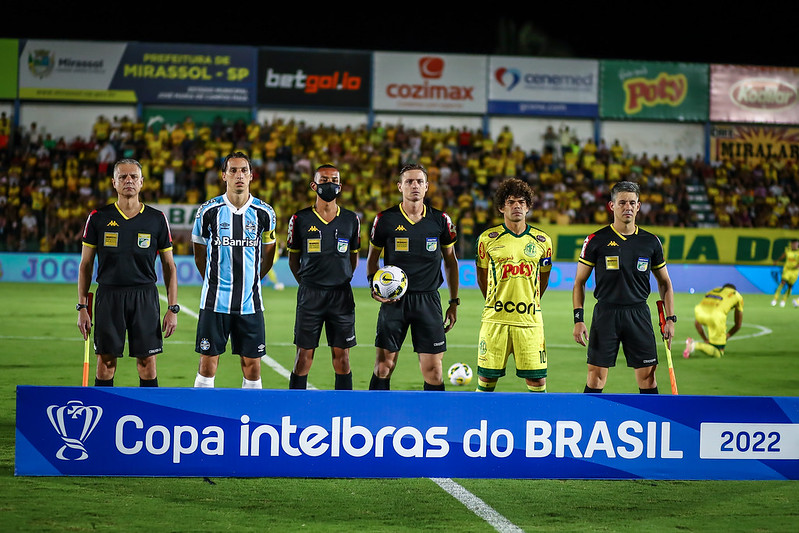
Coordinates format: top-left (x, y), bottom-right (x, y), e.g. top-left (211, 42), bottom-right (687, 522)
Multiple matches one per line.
top-left (3, 39), bottom-right (798, 123)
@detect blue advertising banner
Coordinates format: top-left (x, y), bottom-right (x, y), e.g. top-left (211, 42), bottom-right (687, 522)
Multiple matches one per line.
top-left (15, 386), bottom-right (799, 479)
top-left (0, 253), bottom-right (782, 295)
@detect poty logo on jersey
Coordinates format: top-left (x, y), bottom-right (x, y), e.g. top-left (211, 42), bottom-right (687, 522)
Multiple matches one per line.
top-left (495, 67), bottom-right (521, 90)
top-left (386, 56), bottom-right (474, 101)
top-left (46, 400), bottom-right (103, 461)
top-left (264, 68), bottom-right (362, 94)
top-left (500, 262), bottom-right (536, 280)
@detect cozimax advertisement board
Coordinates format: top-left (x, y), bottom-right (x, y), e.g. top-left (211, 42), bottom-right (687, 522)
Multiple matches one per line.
top-left (372, 52), bottom-right (487, 114)
top-left (257, 49), bottom-right (370, 109)
top-left (488, 57), bottom-right (598, 117)
top-left (15, 387), bottom-right (799, 479)
top-left (710, 64), bottom-right (799, 124)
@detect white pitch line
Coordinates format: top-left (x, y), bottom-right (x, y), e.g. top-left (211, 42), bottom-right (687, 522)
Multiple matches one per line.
top-left (158, 299), bottom-right (519, 530)
top-left (430, 478), bottom-right (525, 533)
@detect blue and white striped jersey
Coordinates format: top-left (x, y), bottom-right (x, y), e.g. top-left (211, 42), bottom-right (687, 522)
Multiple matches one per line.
top-left (192, 194), bottom-right (277, 314)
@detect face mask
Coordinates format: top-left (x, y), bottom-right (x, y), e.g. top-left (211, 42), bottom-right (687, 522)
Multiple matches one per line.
top-left (315, 182), bottom-right (341, 202)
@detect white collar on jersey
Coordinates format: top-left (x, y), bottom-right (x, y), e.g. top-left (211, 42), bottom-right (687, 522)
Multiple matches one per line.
top-left (223, 193), bottom-right (254, 215)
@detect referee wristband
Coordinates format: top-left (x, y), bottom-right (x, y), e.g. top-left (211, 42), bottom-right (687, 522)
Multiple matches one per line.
top-left (573, 308), bottom-right (584, 323)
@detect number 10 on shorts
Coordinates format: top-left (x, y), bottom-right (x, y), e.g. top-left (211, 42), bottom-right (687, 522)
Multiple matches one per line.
top-left (699, 423), bottom-right (799, 459)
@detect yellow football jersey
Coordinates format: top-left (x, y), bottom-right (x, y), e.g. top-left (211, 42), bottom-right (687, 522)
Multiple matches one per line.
top-left (783, 247), bottom-right (799, 272)
top-left (696, 285), bottom-right (744, 317)
top-left (476, 224), bottom-right (553, 327)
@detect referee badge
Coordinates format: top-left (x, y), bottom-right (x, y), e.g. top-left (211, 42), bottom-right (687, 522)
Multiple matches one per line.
top-left (637, 257), bottom-right (650, 271)
top-left (426, 238), bottom-right (438, 252)
top-left (137, 233), bottom-right (151, 248)
top-left (337, 239), bottom-right (349, 253)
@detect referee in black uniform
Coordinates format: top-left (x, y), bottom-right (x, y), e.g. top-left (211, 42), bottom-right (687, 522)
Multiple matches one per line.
top-left (287, 164), bottom-right (361, 390)
top-left (367, 163), bottom-right (460, 391)
top-left (77, 159), bottom-right (179, 387)
top-left (572, 181), bottom-right (675, 394)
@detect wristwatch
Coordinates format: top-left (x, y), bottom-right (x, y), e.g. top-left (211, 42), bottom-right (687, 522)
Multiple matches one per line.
top-left (666, 315), bottom-right (677, 323)
top-left (76, 303), bottom-right (88, 311)
top-left (167, 304), bottom-right (180, 314)
top-left (448, 298), bottom-right (460, 306)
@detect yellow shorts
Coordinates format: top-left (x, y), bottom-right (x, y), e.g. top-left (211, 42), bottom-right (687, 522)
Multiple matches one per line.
top-left (782, 268), bottom-right (799, 285)
top-left (694, 304), bottom-right (728, 347)
top-left (477, 321), bottom-right (546, 380)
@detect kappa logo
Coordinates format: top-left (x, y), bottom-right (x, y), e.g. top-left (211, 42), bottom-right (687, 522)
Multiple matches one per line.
top-left (308, 226), bottom-right (319, 232)
top-left (107, 220), bottom-right (119, 227)
top-left (395, 225), bottom-right (407, 231)
top-left (46, 400), bottom-right (103, 461)
top-left (607, 241), bottom-right (620, 247)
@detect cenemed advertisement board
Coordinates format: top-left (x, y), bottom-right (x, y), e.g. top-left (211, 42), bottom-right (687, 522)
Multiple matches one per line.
top-left (18, 40), bottom-right (256, 105)
top-left (600, 60), bottom-right (708, 121)
top-left (15, 387), bottom-right (799, 479)
top-left (488, 56), bottom-right (598, 117)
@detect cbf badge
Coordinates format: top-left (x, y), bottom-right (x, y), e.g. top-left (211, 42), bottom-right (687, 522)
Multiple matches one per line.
top-left (637, 257), bottom-right (650, 271)
top-left (426, 238), bottom-right (438, 252)
top-left (137, 233), bottom-right (151, 248)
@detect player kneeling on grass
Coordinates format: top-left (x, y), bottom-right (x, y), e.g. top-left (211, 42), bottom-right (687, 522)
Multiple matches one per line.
top-left (684, 283), bottom-right (743, 359)
top-left (475, 178), bottom-right (553, 392)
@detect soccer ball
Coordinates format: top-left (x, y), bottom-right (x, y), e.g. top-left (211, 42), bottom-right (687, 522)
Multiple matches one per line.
top-left (447, 362), bottom-right (473, 386)
top-left (372, 265), bottom-right (408, 300)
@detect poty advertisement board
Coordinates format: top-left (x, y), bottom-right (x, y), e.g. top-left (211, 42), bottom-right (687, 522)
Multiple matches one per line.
top-left (15, 386), bottom-right (799, 479)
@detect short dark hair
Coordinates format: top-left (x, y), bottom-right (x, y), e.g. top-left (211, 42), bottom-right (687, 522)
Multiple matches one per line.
top-left (494, 177), bottom-right (533, 213)
top-left (313, 164), bottom-right (339, 182)
top-left (610, 180), bottom-right (640, 201)
top-left (399, 163), bottom-right (428, 182)
top-left (222, 151), bottom-right (252, 173)
top-left (723, 283), bottom-right (737, 290)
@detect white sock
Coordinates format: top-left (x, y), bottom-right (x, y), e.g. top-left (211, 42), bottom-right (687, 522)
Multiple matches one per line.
top-left (242, 377), bottom-right (262, 389)
top-left (194, 373), bottom-right (215, 388)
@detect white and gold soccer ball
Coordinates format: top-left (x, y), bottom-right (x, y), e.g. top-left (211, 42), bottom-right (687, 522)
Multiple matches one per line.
top-left (372, 265), bottom-right (408, 301)
top-left (447, 362), bottom-right (473, 386)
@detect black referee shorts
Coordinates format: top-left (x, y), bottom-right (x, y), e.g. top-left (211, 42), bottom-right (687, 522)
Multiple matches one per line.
top-left (94, 283), bottom-right (162, 358)
top-left (586, 301), bottom-right (658, 368)
top-left (294, 284), bottom-right (356, 350)
top-left (375, 291), bottom-right (446, 354)
top-left (195, 309), bottom-right (266, 358)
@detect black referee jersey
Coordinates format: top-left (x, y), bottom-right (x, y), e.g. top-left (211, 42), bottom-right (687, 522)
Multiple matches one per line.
top-left (82, 203), bottom-right (173, 286)
top-left (370, 203), bottom-right (457, 293)
top-left (578, 224), bottom-right (665, 305)
top-left (287, 206), bottom-right (361, 288)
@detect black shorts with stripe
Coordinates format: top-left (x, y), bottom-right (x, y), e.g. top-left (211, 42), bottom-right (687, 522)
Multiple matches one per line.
top-left (195, 309), bottom-right (266, 358)
top-left (94, 283), bottom-right (162, 358)
top-left (294, 284), bottom-right (356, 350)
top-left (375, 291), bottom-right (446, 354)
top-left (586, 301), bottom-right (658, 368)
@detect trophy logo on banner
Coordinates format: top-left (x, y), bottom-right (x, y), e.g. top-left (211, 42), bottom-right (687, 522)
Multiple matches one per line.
top-left (46, 400), bottom-right (103, 460)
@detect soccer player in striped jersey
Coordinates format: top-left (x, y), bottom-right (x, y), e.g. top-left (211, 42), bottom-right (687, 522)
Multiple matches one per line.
top-left (192, 152), bottom-right (277, 389)
top-left (475, 178), bottom-right (553, 392)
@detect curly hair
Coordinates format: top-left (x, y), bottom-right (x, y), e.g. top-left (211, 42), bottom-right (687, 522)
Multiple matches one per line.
top-left (493, 177), bottom-right (533, 213)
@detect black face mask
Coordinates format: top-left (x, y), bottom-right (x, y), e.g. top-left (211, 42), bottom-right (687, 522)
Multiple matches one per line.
top-left (315, 182), bottom-right (341, 202)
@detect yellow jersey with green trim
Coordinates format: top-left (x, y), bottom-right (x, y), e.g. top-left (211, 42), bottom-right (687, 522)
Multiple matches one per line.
top-left (476, 224), bottom-right (552, 326)
top-left (782, 247), bottom-right (799, 275)
top-left (696, 285), bottom-right (743, 318)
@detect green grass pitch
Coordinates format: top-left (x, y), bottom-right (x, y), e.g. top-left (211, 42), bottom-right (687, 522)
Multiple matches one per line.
top-left (2, 282), bottom-right (797, 531)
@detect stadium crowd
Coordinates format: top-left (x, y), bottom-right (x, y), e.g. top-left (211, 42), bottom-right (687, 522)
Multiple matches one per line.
top-left (0, 112), bottom-right (798, 257)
